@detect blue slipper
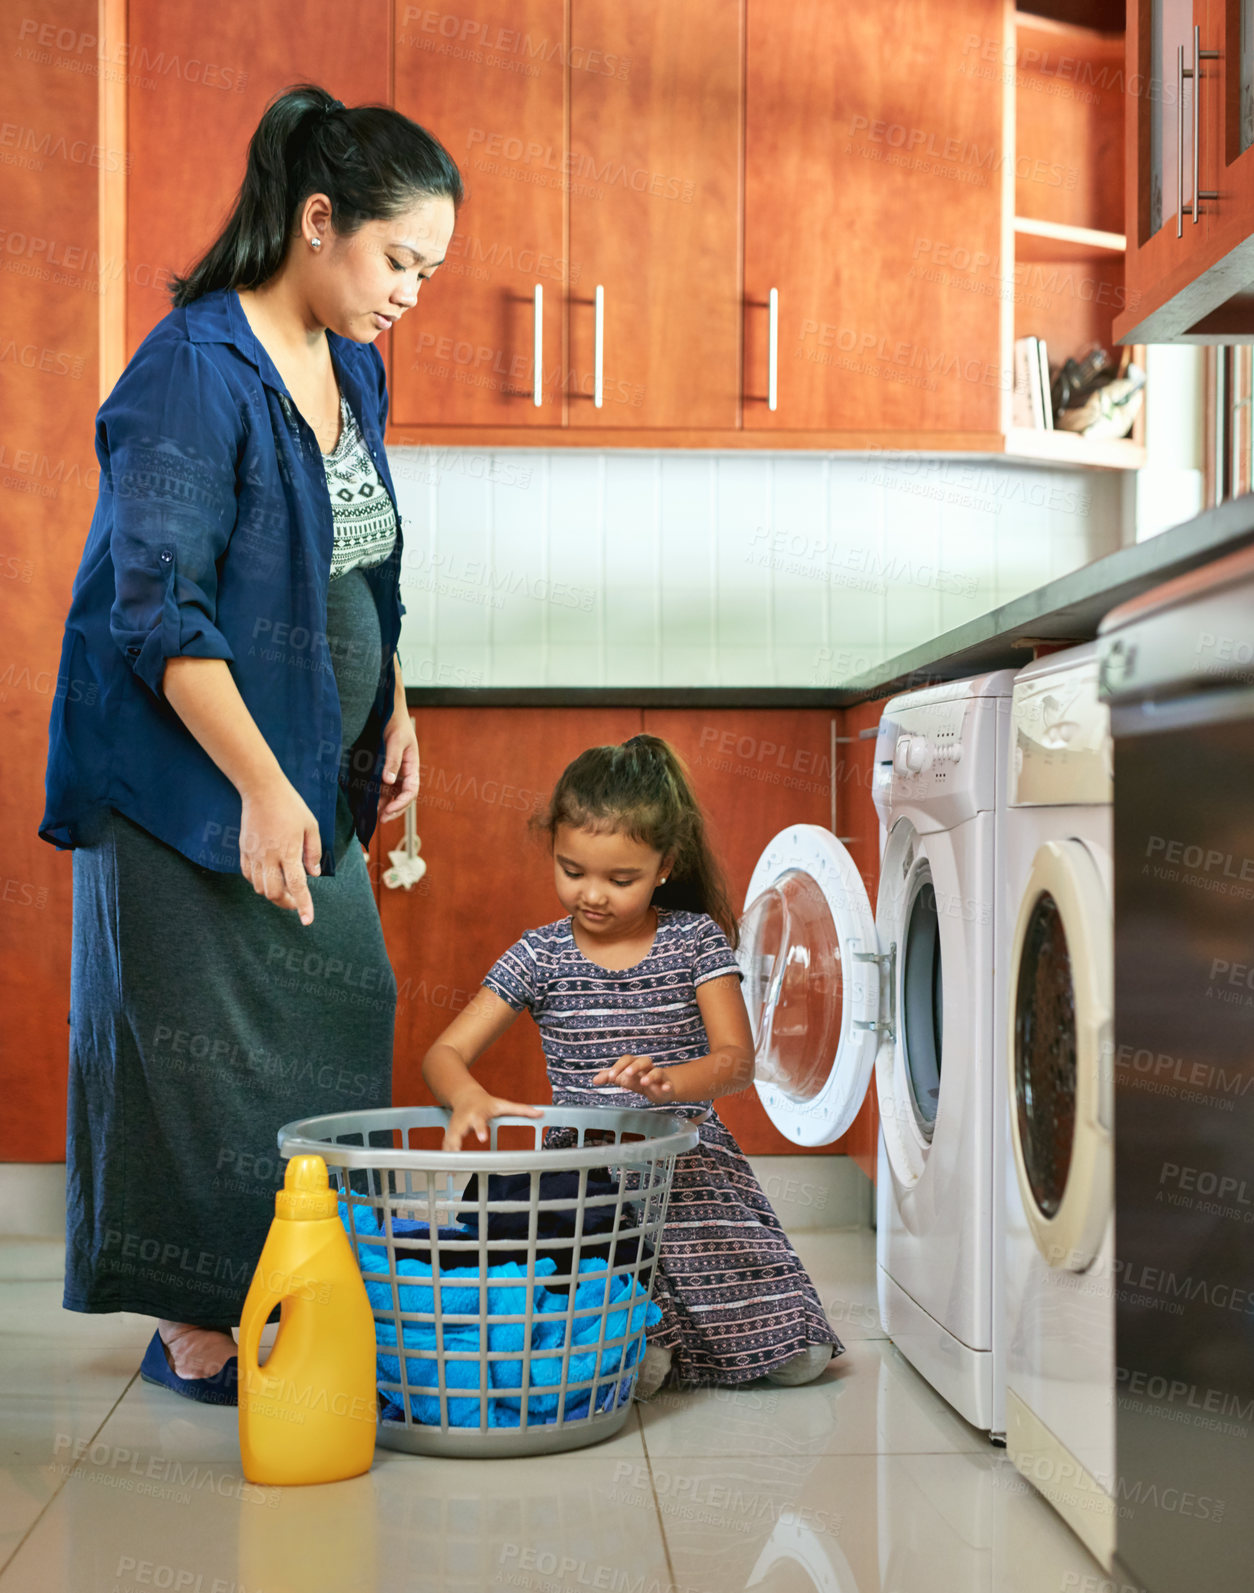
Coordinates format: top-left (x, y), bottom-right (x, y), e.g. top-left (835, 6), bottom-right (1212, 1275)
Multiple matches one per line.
top-left (139, 1331), bottom-right (239, 1406)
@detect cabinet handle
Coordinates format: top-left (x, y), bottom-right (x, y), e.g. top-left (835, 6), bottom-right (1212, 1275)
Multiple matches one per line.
top-left (533, 284), bottom-right (543, 407)
top-left (1180, 26), bottom-right (1220, 236)
top-left (1176, 43), bottom-right (1184, 238)
top-left (593, 284), bottom-right (604, 409)
top-left (768, 287), bottom-right (779, 412)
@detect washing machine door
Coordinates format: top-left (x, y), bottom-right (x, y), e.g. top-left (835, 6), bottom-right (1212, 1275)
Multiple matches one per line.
top-left (740, 825), bottom-right (881, 1146)
top-left (1007, 839), bottom-right (1112, 1272)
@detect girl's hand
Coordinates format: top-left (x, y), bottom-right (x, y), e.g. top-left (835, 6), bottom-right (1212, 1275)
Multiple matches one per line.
top-left (592, 1055), bottom-right (675, 1103)
top-left (443, 1088), bottom-right (543, 1152)
top-left (239, 777), bottom-right (322, 925)
top-left (378, 707), bottom-right (420, 822)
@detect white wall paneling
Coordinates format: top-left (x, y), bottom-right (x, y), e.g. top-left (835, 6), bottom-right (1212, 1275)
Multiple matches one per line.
top-left (391, 449), bottom-right (1127, 689)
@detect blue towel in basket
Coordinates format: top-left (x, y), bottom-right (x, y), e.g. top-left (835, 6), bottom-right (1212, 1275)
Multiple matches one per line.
top-left (340, 1201), bottom-right (660, 1428)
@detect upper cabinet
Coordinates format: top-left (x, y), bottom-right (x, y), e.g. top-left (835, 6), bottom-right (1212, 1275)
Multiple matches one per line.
top-left (1117, 0), bottom-right (1254, 341)
top-left (388, 0), bottom-right (1141, 462)
top-left (566, 2), bottom-right (743, 430)
top-left (109, 1), bottom-right (1142, 459)
top-left (389, 0), bottom-right (566, 427)
top-left (743, 0), bottom-right (1004, 438)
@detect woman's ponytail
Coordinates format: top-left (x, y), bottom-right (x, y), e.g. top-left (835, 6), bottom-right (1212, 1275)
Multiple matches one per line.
top-left (169, 83), bottom-right (463, 308)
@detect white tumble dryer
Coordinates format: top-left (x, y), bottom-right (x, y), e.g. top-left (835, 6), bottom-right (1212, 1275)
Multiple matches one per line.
top-left (739, 670), bottom-right (1016, 1438)
top-left (1001, 643), bottom-right (1115, 1568)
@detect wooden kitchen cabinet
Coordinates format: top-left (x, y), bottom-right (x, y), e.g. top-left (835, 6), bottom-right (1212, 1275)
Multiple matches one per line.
top-left (1116, 0), bottom-right (1254, 342)
top-left (388, 0), bottom-right (567, 427)
top-left (391, 0), bottom-right (741, 433)
top-left (566, 1), bottom-right (742, 430)
top-left (743, 0), bottom-right (1005, 437)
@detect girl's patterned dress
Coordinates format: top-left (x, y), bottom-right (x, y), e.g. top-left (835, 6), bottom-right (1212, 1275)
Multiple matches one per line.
top-left (483, 908), bottom-right (843, 1386)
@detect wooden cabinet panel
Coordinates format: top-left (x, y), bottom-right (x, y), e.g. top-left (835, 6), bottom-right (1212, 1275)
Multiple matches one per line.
top-left (0, 0), bottom-right (101, 1160)
top-left (390, 1), bottom-right (566, 427)
top-left (384, 708), bottom-right (641, 1109)
top-left (744, 0), bottom-right (1005, 434)
top-left (126, 0), bottom-right (390, 355)
top-left (567, 0), bottom-right (742, 429)
top-left (1119, 0), bottom-right (1218, 337)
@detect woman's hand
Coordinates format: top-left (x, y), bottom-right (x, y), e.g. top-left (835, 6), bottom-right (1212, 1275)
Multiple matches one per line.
top-left (443, 1085), bottom-right (543, 1152)
top-left (592, 1055), bottom-right (675, 1104)
top-left (239, 777), bottom-right (322, 926)
top-left (378, 704), bottom-right (420, 823)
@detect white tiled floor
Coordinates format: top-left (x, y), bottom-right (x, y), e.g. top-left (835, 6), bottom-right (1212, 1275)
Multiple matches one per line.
top-left (0, 1229), bottom-right (1117, 1593)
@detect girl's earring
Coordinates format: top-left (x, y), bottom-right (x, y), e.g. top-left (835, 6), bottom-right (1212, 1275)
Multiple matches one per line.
top-left (659, 876), bottom-right (667, 885)
top-left (310, 237), bottom-right (322, 250)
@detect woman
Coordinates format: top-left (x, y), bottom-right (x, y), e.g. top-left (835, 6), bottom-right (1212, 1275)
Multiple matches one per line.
top-left (40, 84), bottom-right (461, 1401)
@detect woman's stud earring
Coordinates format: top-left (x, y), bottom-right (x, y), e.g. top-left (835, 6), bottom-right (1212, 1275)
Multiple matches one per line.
top-left (310, 237), bottom-right (322, 249)
top-left (659, 877), bottom-right (667, 884)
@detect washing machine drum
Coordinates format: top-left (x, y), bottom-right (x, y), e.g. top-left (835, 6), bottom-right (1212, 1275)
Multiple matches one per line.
top-left (740, 826), bottom-right (880, 1146)
top-left (1008, 839), bottom-right (1112, 1272)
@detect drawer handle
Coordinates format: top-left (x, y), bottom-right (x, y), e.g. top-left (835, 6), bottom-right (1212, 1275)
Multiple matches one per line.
top-left (768, 286), bottom-right (779, 412)
top-left (594, 283), bottom-right (604, 409)
top-left (533, 283), bottom-right (543, 407)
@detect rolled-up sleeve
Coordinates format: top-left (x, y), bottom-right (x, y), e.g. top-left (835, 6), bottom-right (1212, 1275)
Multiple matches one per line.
top-left (105, 337), bottom-right (242, 698)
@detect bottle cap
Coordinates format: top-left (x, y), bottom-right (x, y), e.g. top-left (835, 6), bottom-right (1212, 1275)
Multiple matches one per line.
top-left (276, 1154), bottom-right (338, 1220)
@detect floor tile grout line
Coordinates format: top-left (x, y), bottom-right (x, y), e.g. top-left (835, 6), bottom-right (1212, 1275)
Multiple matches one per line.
top-left (0, 1369), bottom-right (140, 1583)
top-left (635, 1402), bottom-right (680, 1588)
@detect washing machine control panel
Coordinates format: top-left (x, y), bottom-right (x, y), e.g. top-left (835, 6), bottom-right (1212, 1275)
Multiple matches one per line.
top-left (874, 676), bottom-right (1013, 827)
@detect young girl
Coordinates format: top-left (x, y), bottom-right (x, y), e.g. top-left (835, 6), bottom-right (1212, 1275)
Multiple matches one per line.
top-left (421, 734), bottom-right (842, 1396)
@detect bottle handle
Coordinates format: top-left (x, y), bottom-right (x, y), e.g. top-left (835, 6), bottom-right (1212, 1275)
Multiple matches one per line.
top-left (238, 1282), bottom-right (286, 1398)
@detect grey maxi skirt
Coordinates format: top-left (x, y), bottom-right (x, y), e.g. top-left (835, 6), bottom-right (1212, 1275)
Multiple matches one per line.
top-left (64, 569), bottom-right (397, 1325)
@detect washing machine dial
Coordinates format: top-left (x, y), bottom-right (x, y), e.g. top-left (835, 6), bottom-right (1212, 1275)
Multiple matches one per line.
top-left (894, 736), bottom-right (931, 774)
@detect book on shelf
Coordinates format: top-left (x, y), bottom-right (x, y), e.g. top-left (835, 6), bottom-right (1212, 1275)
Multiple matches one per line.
top-left (1036, 338), bottom-right (1054, 430)
top-left (1012, 335), bottom-right (1054, 429)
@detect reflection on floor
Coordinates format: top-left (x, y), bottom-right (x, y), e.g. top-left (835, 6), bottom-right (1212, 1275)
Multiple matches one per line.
top-left (0, 1229), bottom-right (1116, 1592)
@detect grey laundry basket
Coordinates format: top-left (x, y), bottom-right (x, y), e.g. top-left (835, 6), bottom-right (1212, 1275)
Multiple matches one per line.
top-left (276, 1105), bottom-right (703, 1458)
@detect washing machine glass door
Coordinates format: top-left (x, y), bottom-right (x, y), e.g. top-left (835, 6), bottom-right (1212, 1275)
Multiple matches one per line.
top-left (1007, 839), bottom-right (1112, 1272)
top-left (740, 825), bottom-right (881, 1146)
top-left (874, 816), bottom-right (954, 1187)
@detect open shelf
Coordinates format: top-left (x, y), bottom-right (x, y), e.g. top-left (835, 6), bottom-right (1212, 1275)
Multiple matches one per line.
top-left (1014, 217), bottom-right (1126, 261)
top-left (1002, 427), bottom-right (1146, 470)
top-left (1009, 6), bottom-right (1143, 465)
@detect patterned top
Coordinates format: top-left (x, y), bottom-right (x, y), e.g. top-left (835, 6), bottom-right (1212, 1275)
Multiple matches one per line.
top-left (322, 391), bottom-right (397, 580)
top-left (483, 910), bottom-right (741, 1110)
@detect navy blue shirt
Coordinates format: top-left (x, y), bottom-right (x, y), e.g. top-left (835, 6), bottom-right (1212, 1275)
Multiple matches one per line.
top-left (39, 287), bottom-right (405, 876)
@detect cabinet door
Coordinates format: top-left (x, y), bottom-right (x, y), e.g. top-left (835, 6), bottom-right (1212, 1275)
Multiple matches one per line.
top-left (390, 2), bottom-right (566, 427)
top-left (1123, 0), bottom-right (1214, 328)
top-left (744, 0), bottom-right (1004, 434)
top-left (567, 1), bottom-right (742, 430)
top-left (1217, 0), bottom-right (1254, 242)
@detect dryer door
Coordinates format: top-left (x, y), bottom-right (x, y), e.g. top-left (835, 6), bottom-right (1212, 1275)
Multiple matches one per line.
top-left (1006, 839), bottom-right (1112, 1272)
top-left (740, 825), bottom-right (880, 1146)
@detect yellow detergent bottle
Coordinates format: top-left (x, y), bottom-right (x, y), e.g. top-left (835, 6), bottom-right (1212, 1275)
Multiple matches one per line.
top-left (238, 1154), bottom-right (377, 1485)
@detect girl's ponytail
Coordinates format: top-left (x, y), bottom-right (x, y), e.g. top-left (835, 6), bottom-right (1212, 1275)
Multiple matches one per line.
top-left (539, 734), bottom-right (739, 947)
top-left (169, 82), bottom-right (463, 308)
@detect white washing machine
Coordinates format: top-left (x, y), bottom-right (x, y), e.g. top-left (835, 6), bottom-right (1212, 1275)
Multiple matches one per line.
top-left (1001, 643), bottom-right (1115, 1568)
top-left (740, 671), bottom-right (1016, 1438)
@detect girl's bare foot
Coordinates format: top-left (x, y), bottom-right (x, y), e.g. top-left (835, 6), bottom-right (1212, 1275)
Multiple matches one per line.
top-left (156, 1321), bottom-right (238, 1379)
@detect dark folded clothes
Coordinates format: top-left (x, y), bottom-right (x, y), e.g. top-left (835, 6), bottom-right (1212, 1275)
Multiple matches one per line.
top-left (457, 1169), bottom-right (646, 1282)
top-left (377, 1219), bottom-right (482, 1267)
